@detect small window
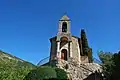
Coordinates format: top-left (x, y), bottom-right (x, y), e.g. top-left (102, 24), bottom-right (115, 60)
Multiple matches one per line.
top-left (62, 22), bottom-right (67, 32)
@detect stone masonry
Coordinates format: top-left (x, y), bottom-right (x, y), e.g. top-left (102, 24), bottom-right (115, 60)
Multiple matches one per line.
top-left (56, 58), bottom-right (102, 80)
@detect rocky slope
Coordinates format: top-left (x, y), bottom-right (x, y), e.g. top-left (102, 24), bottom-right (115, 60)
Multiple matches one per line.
top-left (56, 58), bottom-right (103, 80)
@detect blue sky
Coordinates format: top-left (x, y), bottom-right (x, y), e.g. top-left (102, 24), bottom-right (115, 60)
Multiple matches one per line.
top-left (0, 0), bottom-right (120, 65)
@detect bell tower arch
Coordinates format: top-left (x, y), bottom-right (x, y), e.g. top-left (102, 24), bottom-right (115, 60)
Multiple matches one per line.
top-left (57, 15), bottom-right (71, 36)
top-left (62, 22), bottom-right (67, 32)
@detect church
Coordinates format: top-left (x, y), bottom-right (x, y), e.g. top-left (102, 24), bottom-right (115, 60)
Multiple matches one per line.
top-left (38, 15), bottom-right (103, 80)
top-left (49, 15), bottom-right (92, 64)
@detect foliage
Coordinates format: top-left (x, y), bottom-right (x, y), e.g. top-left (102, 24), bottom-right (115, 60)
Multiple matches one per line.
top-left (98, 51), bottom-right (114, 80)
top-left (24, 66), bottom-right (57, 80)
top-left (81, 29), bottom-right (93, 62)
top-left (98, 51), bottom-right (120, 80)
top-left (81, 29), bottom-right (89, 49)
top-left (111, 52), bottom-right (120, 80)
top-left (0, 50), bottom-right (36, 80)
top-left (0, 50), bottom-right (68, 80)
top-left (24, 66), bottom-right (68, 80)
top-left (55, 68), bottom-right (68, 79)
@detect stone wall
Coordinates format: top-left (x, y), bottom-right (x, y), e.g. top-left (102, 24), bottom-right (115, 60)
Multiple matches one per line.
top-left (56, 58), bottom-right (103, 80)
top-left (71, 37), bottom-right (80, 62)
top-left (81, 56), bottom-right (89, 63)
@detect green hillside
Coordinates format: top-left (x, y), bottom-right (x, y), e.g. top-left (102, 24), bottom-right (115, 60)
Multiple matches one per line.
top-left (0, 50), bottom-right (36, 80)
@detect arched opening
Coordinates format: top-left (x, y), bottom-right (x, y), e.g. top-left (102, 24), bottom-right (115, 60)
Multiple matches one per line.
top-left (61, 49), bottom-right (67, 61)
top-left (60, 37), bottom-right (68, 41)
top-left (60, 37), bottom-right (68, 48)
top-left (62, 22), bottom-right (67, 32)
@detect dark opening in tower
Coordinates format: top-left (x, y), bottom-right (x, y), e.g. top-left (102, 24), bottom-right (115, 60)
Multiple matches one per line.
top-left (62, 22), bottom-right (67, 32)
top-left (60, 37), bottom-right (68, 48)
top-left (61, 49), bottom-right (67, 61)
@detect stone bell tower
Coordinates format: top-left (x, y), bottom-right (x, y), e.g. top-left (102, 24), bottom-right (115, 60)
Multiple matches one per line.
top-left (50, 15), bottom-right (80, 62)
top-left (49, 15), bottom-right (92, 63)
top-left (56, 15), bottom-right (73, 60)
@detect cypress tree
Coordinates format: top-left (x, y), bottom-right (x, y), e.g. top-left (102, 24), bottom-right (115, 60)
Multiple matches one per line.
top-left (81, 29), bottom-right (93, 62)
top-left (81, 29), bottom-right (89, 55)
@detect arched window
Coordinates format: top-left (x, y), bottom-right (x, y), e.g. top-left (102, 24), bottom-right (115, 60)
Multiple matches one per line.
top-left (60, 37), bottom-right (68, 48)
top-left (62, 22), bottom-right (67, 32)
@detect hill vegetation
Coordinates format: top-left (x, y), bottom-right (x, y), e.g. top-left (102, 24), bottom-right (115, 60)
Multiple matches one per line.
top-left (0, 50), bottom-right (68, 80)
top-left (0, 50), bottom-right (36, 80)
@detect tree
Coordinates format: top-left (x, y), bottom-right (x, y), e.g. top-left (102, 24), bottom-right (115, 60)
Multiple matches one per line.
top-left (98, 51), bottom-right (114, 80)
top-left (98, 51), bottom-right (120, 80)
top-left (81, 29), bottom-right (89, 50)
top-left (81, 29), bottom-right (93, 62)
top-left (111, 52), bottom-right (120, 80)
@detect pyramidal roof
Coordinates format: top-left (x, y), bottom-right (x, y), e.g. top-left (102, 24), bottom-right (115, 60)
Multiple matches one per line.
top-left (60, 15), bottom-right (70, 20)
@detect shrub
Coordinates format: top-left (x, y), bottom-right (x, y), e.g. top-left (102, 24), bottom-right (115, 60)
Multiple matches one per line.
top-left (24, 66), bottom-right (57, 80)
top-left (55, 68), bottom-right (68, 80)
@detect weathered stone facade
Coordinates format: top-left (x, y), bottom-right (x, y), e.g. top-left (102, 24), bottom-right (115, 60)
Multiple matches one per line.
top-left (49, 15), bottom-right (92, 63)
top-left (49, 15), bottom-right (103, 80)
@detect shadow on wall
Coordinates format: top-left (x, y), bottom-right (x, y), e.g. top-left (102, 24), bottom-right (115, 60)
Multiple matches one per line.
top-left (84, 71), bottom-right (103, 80)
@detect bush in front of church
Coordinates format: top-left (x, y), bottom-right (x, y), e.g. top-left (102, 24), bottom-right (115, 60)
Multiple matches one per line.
top-left (55, 68), bottom-right (68, 79)
top-left (23, 66), bottom-right (68, 80)
top-left (23, 66), bottom-right (57, 80)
